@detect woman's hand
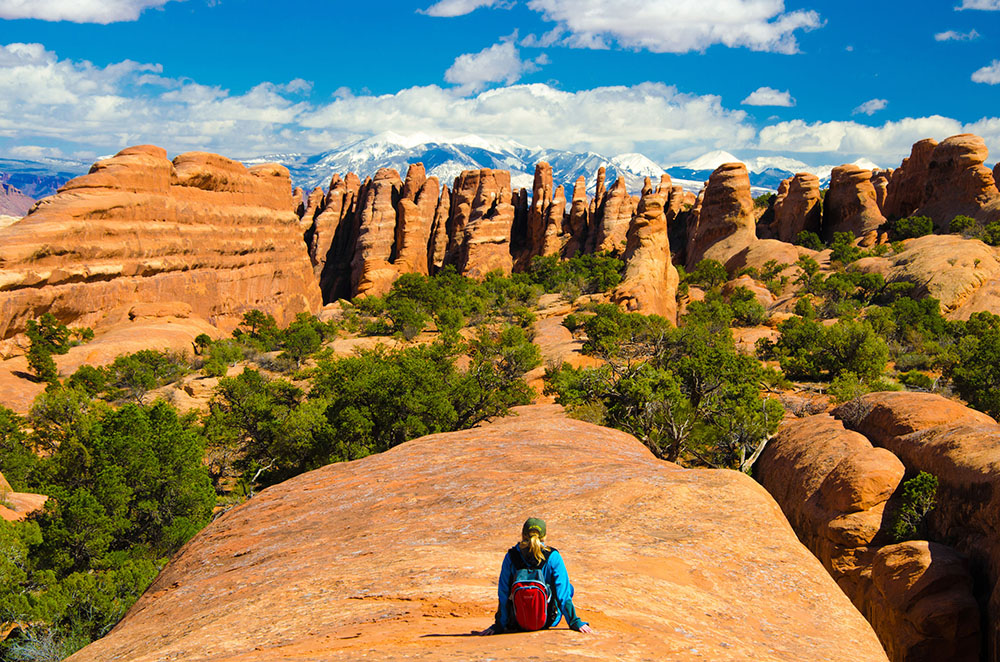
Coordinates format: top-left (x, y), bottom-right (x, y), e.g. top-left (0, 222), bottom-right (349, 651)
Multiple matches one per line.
top-left (477, 626), bottom-right (497, 636)
top-left (578, 624), bottom-right (595, 634)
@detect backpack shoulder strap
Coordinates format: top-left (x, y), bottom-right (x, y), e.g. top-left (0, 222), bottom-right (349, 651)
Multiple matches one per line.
top-left (508, 545), bottom-right (526, 571)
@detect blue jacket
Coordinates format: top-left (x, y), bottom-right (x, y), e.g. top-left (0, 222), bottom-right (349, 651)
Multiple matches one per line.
top-left (494, 545), bottom-right (587, 632)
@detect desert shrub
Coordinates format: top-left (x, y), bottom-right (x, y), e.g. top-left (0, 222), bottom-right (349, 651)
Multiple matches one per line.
top-left (547, 307), bottom-right (782, 471)
top-left (685, 259), bottom-right (728, 290)
top-left (891, 472), bottom-right (938, 542)
top-left (948, 311), bottom-right (1000, 417)
top-left (25, 314), bottom-right (86, 386)
top-left (526, 252), bottom-right (624, 295)
top-left (829, 232), bottom-right (863, 264)
top-left (885, 215), bottom-right (933, 240)
top-left (763, 316), bottom-right (888, 382)
top-left (727, 287), bottom-right (767, 327)
top-left (949, 215), bottom-right (975, 234)
top-left (100, 350), bottom-right (189, 404)
top-left (203, 339), bottom-right (245, 378)
top-left (899, 370), bottom-right (934, 390)
top-left (983, 221), bottom-right (1000, 246)
top-left (0, 406), bottom-right (37, 491)
top-left (795, 230), bottom-right (825, 251)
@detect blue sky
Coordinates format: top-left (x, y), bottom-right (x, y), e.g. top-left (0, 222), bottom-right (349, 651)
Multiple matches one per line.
top-left (1, 0), bottom-right (998, 168)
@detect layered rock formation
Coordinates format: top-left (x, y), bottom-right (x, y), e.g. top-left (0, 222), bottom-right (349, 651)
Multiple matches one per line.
top-left (772, 172), bottom-right (822, 243)
top-left (757, 412), bottom-right (980, 661)
top-left (456, 168), bottom-right (517, 277)
top-left (68, 405), bottom-right (888, 662)
top-left (0, 180), bottom-right (34, 217)
top-left (832, 392), bottom-right (1000, 662)
top-left (824, 164), bottom-right (886, 240)
top-left (685, 163), bottom-right (756, 269)
top-left (849, 234), bottom-right (1000, 317)
top-left (0, 145), bottom-right (320, 341)
top-left (883, 139), bottom-right (937, 220)
top-left (916, 133), bottom-right (1000, 229)
top-left (612, 189), bottom-right (679, 321)
top-left (591, 177), bottom-right (637, 255)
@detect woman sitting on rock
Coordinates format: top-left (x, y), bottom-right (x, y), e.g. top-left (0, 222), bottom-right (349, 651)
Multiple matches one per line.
top-left (478, 517), bottom-right (594, 635)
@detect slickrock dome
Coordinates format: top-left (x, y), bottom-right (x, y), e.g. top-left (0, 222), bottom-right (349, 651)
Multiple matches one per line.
top-left (68, 405), bottom-right (887, 662)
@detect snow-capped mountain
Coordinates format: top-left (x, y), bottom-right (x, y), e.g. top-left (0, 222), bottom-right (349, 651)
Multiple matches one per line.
top-left (666, 151), bottom-right (883, 192)
top-left (0, 156), bottom-right (88, 199)
top-left (244, 132), bottom-right (689, 196)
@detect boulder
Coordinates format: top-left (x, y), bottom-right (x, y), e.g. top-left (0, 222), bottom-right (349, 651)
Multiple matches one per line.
top-left (0, 471), bottom-right (48, 522)
top-left (916, 134), bottom-right (1000, 229)
top-left (685, 163), bottom-right (756, 269)
top-left (612, 190), bottom-right (679, 322)
top-left (757, 413), bottom-right (979, 661)
top-left (772, 173), bottom-right (822, 243)
top-left (884, 139), bottom-right (937, 220)
top-left (66, 405), bottom-right (888, 662)
top-left (824, 165), bottom-right (885, 240)
top-left (848, 234), bottom-right (1000, 315)
top-left (0, 146), bottom-right (320, 341)
top-left (833, 391), bottom-right (1000, 660)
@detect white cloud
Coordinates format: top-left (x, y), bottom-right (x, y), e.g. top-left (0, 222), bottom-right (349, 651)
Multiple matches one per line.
top-left (0, 0), bottom-right (182, 23)
top-left (8, 144), bottom-right (65, 158)
top-left (973, 60), bottom-right (1000, 84)
top-left (741, 86), bottom-right (795, 107)
top-left (521, 0), bottom-right (822, 54)
top-left (300, 82), bottom-right (756, 157)
top-left (853, 98), bottom-right (888, 116)
top-left (957, 0), bottom-right (1000, 9)
top-left (420, 0), bottom-right (508, 17)
top-left (934, 29), bottom-right (981, 40)
top-left (444, 39), bottom-right (543, 92)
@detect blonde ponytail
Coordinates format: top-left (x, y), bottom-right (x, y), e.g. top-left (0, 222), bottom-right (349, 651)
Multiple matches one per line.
top-left (519, 531), bottom-right (549, 565)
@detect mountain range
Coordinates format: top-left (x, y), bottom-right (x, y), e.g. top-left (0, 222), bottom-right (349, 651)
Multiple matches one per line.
top-left (0, 133), bottom-right (884, 205)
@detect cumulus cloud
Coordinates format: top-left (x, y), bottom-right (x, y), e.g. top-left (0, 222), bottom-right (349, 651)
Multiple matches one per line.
top-left (519, 0), bottom-right (822, 54)
top-left (973, 60), bottom-right (1000, 84)
top-left (934, 29), bottom-right (981, 40)
top-left (420, 0), bottom-right (509, 17)
top-left (300, 82), bottom-right (755, 157)
top-left (0, 0), bottom-right (182, 23)
top-left (741, 87), bottom-right (795, 107)
top-left (444, 39), bottom-right (544, 92)
top-left (853, 98), bottom-right (888, 116)
top-left (956, 0), bottom-right (1000, 9)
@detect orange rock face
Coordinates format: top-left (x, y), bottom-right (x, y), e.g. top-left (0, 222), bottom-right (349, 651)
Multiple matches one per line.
top-left (824, 164), bottom-right (886, 240)
top-left (916, 133), bottom-right (1000, 229)
top-left (0, 145), bottom-right (320, 340)
top-left (592, 177), bottom-right (636, 255)
top-left (772, 172), bottom-right (822, 243)
top-left (562, 175), bottom-right (589, 258)
top-left (685, 163), bottom-right (756, 269)
top-left (832, 392), bottom-right (1000, 660)
top-left (757, 412), bottom-right (980, 661)
top-left (67, 405), bottom-right (888, 662)
top-left (884, 138), bottom-right (937, 220)
top-left (612, 189), bottom-right (679, 322)
top-left (456, 169), bottom-right (516, 277)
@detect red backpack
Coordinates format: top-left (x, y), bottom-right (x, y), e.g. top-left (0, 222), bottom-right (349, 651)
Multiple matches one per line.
top-left (509, 547), bottom-right (555, 631)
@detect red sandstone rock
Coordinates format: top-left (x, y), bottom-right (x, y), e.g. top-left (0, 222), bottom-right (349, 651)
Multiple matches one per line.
top-left (0, 146), bottom-right (320, 341)
top-left (526, 161), bottom-right (554, 260)
top-left (563, 176), bottom-right (589, 258)
top-left (757, 412), bottom-right (979, 661)
top-left (593, 177), bottom-right (635, 255)
top-left (868, 541), bottom-right (980, 662)
top-left (916, 134), bottom-right (1000, 229)
top-left (311, 172), bottom-right (361, 301)
top-left (0, 181), bottom-right (34, 217)
top-left (871, 170), bottom-right (891, 213)
top-left (300, 186), bottom-right (325, 229)
top-left (457, 169), bottom-right (515, 277)
top-left (685, 163), bottom-right (756, 268)
top-left (351, 168), bottom-right (403, 297)
top-left (824, 165), bottom-right (886, 240)
top-left (832, 392), bottom-right (1000, 660)
top-left (395, 164), bottom-right (438, 276)
top-left (848, 234), bottom-right (1000, 315)
top-left (884, 139), bottom-right (937, 220)
top-left (612, 190), bottom-right (679, 321)
top-left (67, 405), bottom-right (889, 662)
top-left (773, 173), bottom-right (822, 243)
top-left (429, 183), bottom-right (451, 270)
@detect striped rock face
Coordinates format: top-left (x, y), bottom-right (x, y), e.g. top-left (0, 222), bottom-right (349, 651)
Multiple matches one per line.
top-left (0, 145), bottom-right (321, 342)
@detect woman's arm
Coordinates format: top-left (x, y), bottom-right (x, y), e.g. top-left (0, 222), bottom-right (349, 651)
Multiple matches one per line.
top-left (491, 551), bottom-right (515, 633)
top-left (546, 551), bottom-right (589, 631)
